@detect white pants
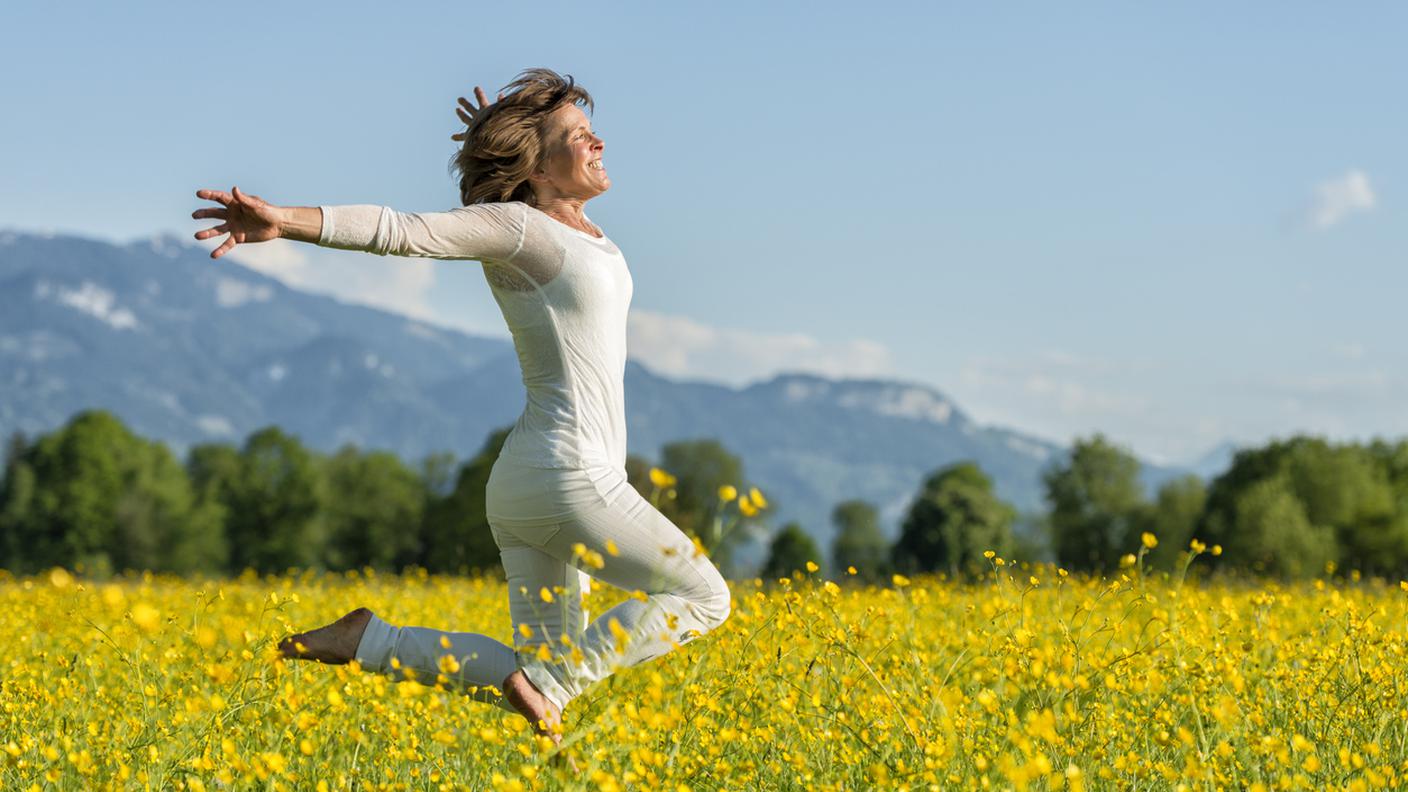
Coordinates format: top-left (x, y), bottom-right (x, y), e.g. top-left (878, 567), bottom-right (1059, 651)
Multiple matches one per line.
top-left (353, 462), bottom-right (732, 715)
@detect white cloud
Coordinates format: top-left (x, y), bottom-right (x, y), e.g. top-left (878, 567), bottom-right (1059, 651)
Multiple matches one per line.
top-left (208, 238), bottom-right (440, 323)
top-left (627, 309), bottom-right (895, 387)
top-left (1307, 169), bottom-right (1375, 230)
top-left (952, 349), bottom-right (1188, 461)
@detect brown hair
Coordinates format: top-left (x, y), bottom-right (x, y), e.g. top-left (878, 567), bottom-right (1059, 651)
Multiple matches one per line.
top-left (449, 67), bottom-right (595, 206)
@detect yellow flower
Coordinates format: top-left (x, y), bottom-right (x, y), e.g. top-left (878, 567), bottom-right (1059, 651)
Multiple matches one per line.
top-left (1211, 544), bottom-right (1222, 556)
top-left (1189, 538), bottom-right (1207, 553)
top-left (805, 561), bottom-right (819, 573)
top-left (131, 603), bottom-right (161, 633)
top-left (605, 539), bottom-right (620, 556)
top-left (649, 467), bottom-right (676, 488)
top-left (749, 487), bottom-right (768, 509)
top-left (892, 574), bottom-right (911, 587)
top-left (1141, 532), bottom-right (1157, 549)
top-left (847, 565), bottom-right (857, 575)
top-left (983, 550), bottom-right (996, 559)
top-left (1119, 553), bottom-right (1136, 568)
top-left (539, 587), bottom-right (554, 603)
top-left (717, 484), bottom-right (738, 502)
top-left (738, 496), bottom-right (758, 517)
top-left (823, 581), bottom-right (841, 597)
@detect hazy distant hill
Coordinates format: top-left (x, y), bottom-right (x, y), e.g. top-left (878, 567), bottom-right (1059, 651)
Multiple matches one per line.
top-left (0, 230), bottom-right (1195, 556)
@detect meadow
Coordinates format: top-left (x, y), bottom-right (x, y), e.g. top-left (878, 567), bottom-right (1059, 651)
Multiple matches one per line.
top-left (6, 540), bottom-right (1408, 791)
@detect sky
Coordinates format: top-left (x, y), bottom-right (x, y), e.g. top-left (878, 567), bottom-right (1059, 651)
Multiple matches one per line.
top-left (2, 1), bottom-right (1405, 465)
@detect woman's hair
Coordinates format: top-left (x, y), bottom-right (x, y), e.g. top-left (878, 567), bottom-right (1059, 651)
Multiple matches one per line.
top-left (450, 67), bottom-right (595, 206)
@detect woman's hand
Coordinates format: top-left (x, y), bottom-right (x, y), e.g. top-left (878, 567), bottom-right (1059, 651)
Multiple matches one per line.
top-left (191, 186), bottom-right (283, 259)
top-left (450, 86), bottom-right (504, 142)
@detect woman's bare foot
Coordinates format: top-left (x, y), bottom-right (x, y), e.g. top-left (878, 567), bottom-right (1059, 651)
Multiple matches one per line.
top-left (502, 668), bottom-right (562, 738)
top-left (277, 607), bottom-right (373, 664)
top-left (501, 669), bottom-right (580, 770)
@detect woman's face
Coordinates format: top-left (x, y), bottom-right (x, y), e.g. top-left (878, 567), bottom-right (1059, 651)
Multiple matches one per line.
top-left (534, 103), bottom-right (609, 201)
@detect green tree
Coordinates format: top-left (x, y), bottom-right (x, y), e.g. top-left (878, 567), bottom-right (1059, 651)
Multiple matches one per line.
top-left (17, 411), bottom-right (135, 574)
top-left (320, 445), bottom-right (425, 571)
top-left (830, 499), bottom-right (889, 582)
top-left (892, 461), bottom-right (1015, 578)
top-left (223, 427), bottom-right (326, 574)
top-left (2, 411), bottom-right (219, 576)
top-left (638, 439), bottom-right (772, 576)
top-left (186, 442), bottom-right (240, 573)
top-left (119, 437), bottom-right (226, 575)
top-left (1043, 434), bottom-right (1146, 573)
top-left (1286, 440), bottom-right (1404, 575)
top-left (657, 438), bottom-right (747, 543)
top-left (1137, 475), bottom-right (1207, 571)
top-left (1229, 476), bottom-right (1338, 578)
top-left (419, 428), bottom-right (506, 576)
top-left (0, 431), bottom-right (35, 570)
top-left (761, 521), bottom-right (822, 579)
top-left (1200, 437), bottom-right (1404, 577)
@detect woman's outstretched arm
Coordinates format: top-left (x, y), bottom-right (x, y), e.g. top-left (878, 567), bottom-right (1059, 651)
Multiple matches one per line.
top-left (192, 186), bottom-right (525, 262)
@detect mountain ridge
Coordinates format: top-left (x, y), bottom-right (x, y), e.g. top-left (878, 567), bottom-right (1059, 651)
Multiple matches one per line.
top-left (0, 230), bottom-right (1198, 558)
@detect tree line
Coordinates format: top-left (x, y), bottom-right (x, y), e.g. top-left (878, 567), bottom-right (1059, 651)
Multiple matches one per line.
top-left (3, 410), bottom-right (1404, 582)
top-left (775, 432), bottom-right (1408, 582)
top-left (0, 410), bottom-right (774, 579)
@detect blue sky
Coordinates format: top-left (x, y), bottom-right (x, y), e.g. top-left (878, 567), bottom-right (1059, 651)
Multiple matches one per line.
top-left (3, 1), bottom-right (1404, 464)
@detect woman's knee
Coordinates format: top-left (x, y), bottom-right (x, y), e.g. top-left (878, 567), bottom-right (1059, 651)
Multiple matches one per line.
top-left (696, 567), bottom-right (732, 631)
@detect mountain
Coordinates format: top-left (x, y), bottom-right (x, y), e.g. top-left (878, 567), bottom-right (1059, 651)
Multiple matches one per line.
top-left (1185, 440), bottom-right (1240, 481)
top-left (0, 230), bottom-right (1190, 561)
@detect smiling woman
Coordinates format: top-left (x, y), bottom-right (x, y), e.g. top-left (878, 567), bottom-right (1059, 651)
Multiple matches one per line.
top-left (451, 67), bottom-right (610, 219)
top-left (190, 67), bottom-right (729, 768)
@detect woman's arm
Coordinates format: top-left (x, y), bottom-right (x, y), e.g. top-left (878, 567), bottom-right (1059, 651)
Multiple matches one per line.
top-left (192, 187), bottom-right (524, 262)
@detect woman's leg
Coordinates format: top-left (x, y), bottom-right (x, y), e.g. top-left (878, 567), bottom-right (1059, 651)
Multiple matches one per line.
top-left (352, 611), bottom-right (522, 713)
top-left (500, 466), bottom-right (732, 715)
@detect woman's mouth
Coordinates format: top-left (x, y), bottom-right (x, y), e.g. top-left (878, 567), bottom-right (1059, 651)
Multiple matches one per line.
top-left (587, 159), bottom-right (605, 172)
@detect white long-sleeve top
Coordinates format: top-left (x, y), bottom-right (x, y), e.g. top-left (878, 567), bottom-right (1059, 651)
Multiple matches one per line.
top-left (317, 200), bottom-right (634, 473)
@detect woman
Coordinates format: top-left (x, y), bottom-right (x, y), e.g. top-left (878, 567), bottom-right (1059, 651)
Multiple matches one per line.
top-left (192, 68), bottom-right (732, 753)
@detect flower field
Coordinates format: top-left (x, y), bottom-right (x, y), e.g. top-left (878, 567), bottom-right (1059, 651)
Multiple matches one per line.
top-left (6, 543), bottom-right (1408, 791)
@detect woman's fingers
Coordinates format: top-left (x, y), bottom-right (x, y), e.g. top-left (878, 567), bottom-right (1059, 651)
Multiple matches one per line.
top-left (196, 188), bottom-right (233, 206)
top-left (194, 223), bottom-right (229, 241)
top-left (191, 207), bottom-right (228, 220)
top-left (474, 86), bottom-right (489, 107)
top-left (456, 106), bottom-right (473, 125)
top-left (211, 235), bottom-right (238, 259)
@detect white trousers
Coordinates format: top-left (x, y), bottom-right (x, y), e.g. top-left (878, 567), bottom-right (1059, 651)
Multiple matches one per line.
top-left (354, 462), bottom-right (732, 715)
